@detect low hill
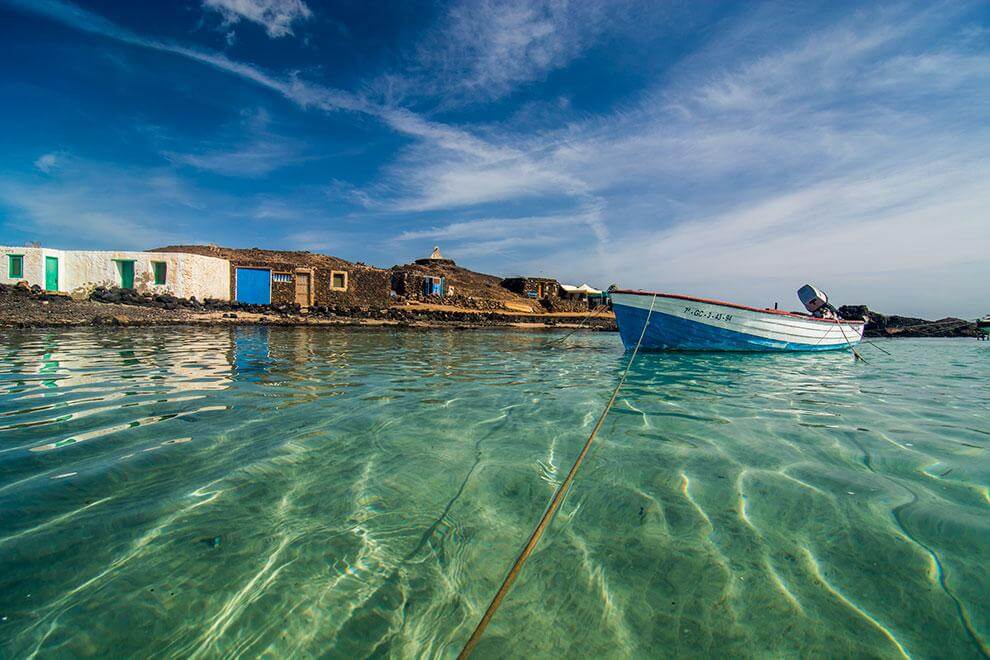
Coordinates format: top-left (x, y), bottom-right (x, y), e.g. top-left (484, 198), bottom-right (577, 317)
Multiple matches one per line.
top-left (390, 262), bottom-right (543, 312)
top-left (151, 245), bottom-right (384, 273)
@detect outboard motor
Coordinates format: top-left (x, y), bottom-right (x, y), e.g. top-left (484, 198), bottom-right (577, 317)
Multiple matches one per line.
top-left (798, 284), bottom-right (838, 318)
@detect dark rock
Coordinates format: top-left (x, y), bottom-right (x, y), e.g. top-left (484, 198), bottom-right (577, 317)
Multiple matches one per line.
top-left (839, 305), bottom-right (981, 338)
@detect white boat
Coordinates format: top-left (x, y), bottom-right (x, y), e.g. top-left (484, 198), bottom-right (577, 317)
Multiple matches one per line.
top-left (611, 286), bottom-right (865, 352)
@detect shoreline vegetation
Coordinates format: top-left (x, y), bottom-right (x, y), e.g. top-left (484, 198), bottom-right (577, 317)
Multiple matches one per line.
top-left (1, 283), bottom-right (982, 338)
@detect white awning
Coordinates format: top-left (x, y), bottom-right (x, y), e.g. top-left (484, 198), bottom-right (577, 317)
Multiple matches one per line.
top-left (577, 283), bottom-right (602, 294)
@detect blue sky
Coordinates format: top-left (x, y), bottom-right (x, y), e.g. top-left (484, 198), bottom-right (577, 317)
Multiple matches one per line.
top-left (0, 0), bottom-right (987, 317)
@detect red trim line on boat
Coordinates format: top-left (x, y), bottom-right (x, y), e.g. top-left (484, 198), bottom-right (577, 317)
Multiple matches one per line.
top-left (611, 289), bottom-right (866, 325)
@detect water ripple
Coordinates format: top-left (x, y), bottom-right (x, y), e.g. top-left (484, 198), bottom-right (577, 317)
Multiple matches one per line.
top-left (0, 328), bottom-right (986, 657)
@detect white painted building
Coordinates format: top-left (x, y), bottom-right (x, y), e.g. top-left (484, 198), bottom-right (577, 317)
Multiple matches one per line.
top-left (0, 246), bottom-right (230, 300)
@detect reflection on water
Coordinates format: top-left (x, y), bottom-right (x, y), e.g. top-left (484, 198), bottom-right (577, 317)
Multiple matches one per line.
top-left (0, 328), bottom-right (987, 657)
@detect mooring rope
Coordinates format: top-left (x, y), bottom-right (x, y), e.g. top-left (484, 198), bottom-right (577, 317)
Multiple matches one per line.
top-left (833, 317), bottom-right (868, 363)
top-left (458, 294), bottom-right (657, 658)
top-left (861, 339), bottom-right (892, 356)
top-left (545, 303), bottom-right (609, 347)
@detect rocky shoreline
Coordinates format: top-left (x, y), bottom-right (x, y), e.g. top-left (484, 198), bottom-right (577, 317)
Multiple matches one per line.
top-left (1, 284), bottom-right (981, 338)
top-left (0, 284), bottom-right (616, 331)
top-left (837, 305), bottom-right (983, 338)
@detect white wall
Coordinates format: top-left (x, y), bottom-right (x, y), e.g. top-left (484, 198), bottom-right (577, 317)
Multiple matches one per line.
top-left (0, 247), bottom-right (64, 290)
top-left (0, 246), bottom-right (230, 300)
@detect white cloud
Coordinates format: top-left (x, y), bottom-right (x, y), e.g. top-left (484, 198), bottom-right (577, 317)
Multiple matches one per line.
top-left (202, 0), bottom-right (311, 38)
top-left (385, 151), bottom-right (577, 212)
top-left (33, 153), bottom-right (60, 173)
top-left (527, 160), bottom-right (990, 317)
top-left (395, 0), bottom-right (662, 107)
top-left (7, 1), bottom-right (582, 213)
top-left (394, 213), bottom-right (581, 243)
top-left (619, 163), bottom-right (988, 277)
top-left (400, 3), bottom-right (990, 316)
top-left (389, 209), bottom-right (603, 268)
top-left (8, 0), bottom-right (990, 316)
top-left (0, 165), bottom-right (198, 248)
top-left (158, 108), bottom-right (310, 177)
top-left (163, 140), bottom-right (304, 177)
top-left (416, 0), bottom-right (588, 104)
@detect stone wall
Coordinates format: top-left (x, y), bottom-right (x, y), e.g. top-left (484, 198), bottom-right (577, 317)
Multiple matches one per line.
top-left (391, 269), bottom-right (447, 299)
top-left (544, 297), bottom-right (589, 313)
top-left (226, 261), bottom-right (390, 308)
top-left (154, 246), bottom-right (391, 309)
top-left (0, 246), bottom-right (65, 289)
top-left (315, 267), bottom-right (391, 309)
top-left (500, 277), bottom-right (560, 300)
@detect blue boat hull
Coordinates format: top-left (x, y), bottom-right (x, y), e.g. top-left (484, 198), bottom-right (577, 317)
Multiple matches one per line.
top-left (614, 302), bottom-right (854, 352)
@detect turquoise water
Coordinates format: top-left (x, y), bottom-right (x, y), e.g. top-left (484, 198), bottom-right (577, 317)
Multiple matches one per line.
top-left (0, 327), bottom-right (987, 658)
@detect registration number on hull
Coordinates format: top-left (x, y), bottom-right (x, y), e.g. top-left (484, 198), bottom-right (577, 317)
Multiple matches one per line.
top-left (683, 306), bottom-right (733, 322)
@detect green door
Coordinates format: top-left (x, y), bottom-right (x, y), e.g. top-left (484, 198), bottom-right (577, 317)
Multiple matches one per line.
top-left (45, 256), bottom-right (59, 291)
top-left (118, 260), bottom-right (135, 289)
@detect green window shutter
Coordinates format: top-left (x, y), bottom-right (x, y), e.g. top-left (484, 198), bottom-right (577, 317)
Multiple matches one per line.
top-left (8, 255), bottom-right (23, 278)
top-left (153, 262), bottom-right (167, 285)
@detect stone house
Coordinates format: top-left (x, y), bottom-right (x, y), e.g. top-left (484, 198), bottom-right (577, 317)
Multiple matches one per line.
top-left (153, 245), bottom-right (390, 309)
top-left (390, 269), bottom-right (447, 298)
top-left (391, 247), bottom-right (456, 299)
top-left (500, 276), bottom-right (560, 301)
top-left (500, 277), bottom-right (598, 312)
top-left (0, 245), bottom-right (230, 299)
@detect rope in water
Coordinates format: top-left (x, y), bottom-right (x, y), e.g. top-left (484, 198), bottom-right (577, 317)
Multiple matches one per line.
top-left (545, 303), bottom-right (609, 347)
top-left (833, 316), bottom-right (868, 363)
top-left (861, 340), bottom-right (892, 356)
top-left (458, 294), bottom-right (658, 659)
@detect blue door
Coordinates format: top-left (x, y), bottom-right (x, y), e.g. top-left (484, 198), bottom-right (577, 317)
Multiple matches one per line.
top-left (236, 268), bottom-right (271, 304)
top-left (423, 276), bottom-right (444, 296)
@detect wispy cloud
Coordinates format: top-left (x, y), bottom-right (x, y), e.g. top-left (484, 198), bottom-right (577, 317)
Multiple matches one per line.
top-left (469, 3), bottom-right (990, 314)
top-left (394, 212), bottom-right (583, 243)
top-left (202, 0), bottom-right (311, 38)
top-left (4, 0), bottom-right (507, 159)
top-left (3, 0), bottom-right (366, 111)
top-left (0, 162), bottom-right (206, 248)
top-left (5, 0), bottom-right (595, 220)
top-left (160, 111), bottom-right (309, 177)
top-left (163, 140), bottom-right (302, 177)
top-left (573, 159), bottom-right (990, 315)
top-left (33, 152), bottom-right (61, 173)
top-left (390, 209), bottom-right (601, 265)
top-left (409, 0), bottom-right (607, 106)
top-left (4, 0), bottom-right (989, 316)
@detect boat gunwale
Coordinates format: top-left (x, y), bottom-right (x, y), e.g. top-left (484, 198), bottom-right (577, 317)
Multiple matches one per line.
top-left (611, 289), bottom-right (866, 326)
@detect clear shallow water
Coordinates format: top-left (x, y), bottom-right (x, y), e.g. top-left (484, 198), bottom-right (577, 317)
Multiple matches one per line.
top-left (0, 327), bottom-right (987, 658)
